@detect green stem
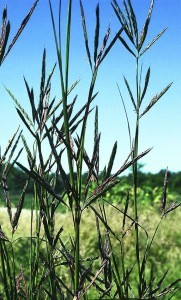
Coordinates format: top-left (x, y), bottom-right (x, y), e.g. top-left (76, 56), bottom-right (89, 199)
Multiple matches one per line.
top-left (74, 205), bottom-right (80, 295)
top-left (133, 54), bottom-right (141, 294)
top-left (74, 69), bottom-right (97, 295)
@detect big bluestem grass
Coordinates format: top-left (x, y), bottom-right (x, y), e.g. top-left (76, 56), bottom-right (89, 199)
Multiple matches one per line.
top-left (0, 0), bottom-right (180, 299)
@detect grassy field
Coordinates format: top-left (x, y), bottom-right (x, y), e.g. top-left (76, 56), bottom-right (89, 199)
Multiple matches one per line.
top-left (0, 203), bottom-right (180, 299)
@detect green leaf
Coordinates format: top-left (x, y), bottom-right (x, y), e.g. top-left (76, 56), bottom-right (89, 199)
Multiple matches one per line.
top-left (123, 76), bottom-right (137, 111)
top-left (139, 67), bottom-right (151, 107)
top-left (39, 48), bottom-right (46, 115)
top-left (94, 4), bottom-right (100, 64)
top-left (11, 180), bottom-right (29, 233)
top-left (24, 77), bottom-right (37, 123)
top-left (118, 36), bottom-right (136, 57)
top-left (16, 108), bottom-right (36, 138)
top-left (106, 142), bottom-right (117, 179)
top-left (16, 161), bottom-right (68, 206)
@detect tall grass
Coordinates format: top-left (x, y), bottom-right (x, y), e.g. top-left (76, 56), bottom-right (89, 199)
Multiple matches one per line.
top-left (0, 0), bottom-right (180, 299)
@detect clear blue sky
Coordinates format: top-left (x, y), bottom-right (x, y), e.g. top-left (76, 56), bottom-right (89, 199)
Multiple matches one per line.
top-left (0, 0), bottom-right (181, 174)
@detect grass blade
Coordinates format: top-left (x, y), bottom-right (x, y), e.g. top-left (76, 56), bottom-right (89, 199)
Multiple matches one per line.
top-left (140, 83), bottom-right (173, 118)
top-left (138, 0), bottom-right (154, 51)
top-left (118, 36), bottom-right (136, 57)
top-left (5, 86), bottom-right (34, 128)
top-left (79, 0), bottom-right (92, 70)
top-left (139, 67), bottom-right (151, 107)
top-left (112, 0), bottom-right (134, 44)
top-left (94, 4), bottom-right (100, 64)
top-left (2, 0), bottom-right (39, 62)
top-left (101, 27), bottom-right (124, 63)
top-left (0, 127), bottom-right (20, 165)
top-left (0, 7), bottom-right (10, 65)
top-left (127, 0), bottom-right (138, 45)
top-left (140, 28), bottom-right (167, 56)
top-left (23, 77), bottom-right (37, 124)
top-left (16, 108), bottom-right (36, 138)
top-left (11, 180), bottom-right (29, 233)
top-left (117, 84), bottom-right (132, 149)
top-left (123, 76), bottom-right (136, 111)
top-left (106, 142), bottom-right (117, 179)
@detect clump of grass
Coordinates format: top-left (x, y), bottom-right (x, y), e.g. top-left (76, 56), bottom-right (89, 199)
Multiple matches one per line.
top-left (0, 0), bottom-right (180, 299)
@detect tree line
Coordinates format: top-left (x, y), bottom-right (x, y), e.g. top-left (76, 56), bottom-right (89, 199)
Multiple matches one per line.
top-left (0, 164), bottom-right (180, 196)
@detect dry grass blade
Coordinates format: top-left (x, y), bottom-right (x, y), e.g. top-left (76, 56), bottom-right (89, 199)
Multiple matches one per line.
top-left (2, 0), bottom-right (39, 63)
top-left (79, 0), bottom-right (92, 70)
top-left (140, 28), bottom-right (167, 57)
top-left (138, 0), bottom-right (154, 51)
top-left (139, 83), bottom-right (172, 118)
top-left (140, 67), bottom-right (151, 107)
